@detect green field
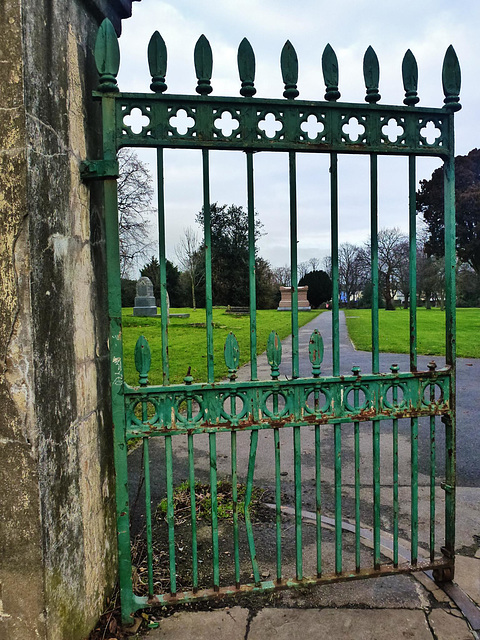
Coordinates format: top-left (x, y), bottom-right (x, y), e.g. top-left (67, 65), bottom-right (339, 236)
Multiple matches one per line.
top-left (122, 307), bottom-right (322, 385)
top-left (344, 308), bottom-right (480, 358)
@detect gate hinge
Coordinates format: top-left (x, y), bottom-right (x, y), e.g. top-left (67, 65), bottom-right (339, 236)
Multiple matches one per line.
top-left (80, 159), bottom-right (119, 181)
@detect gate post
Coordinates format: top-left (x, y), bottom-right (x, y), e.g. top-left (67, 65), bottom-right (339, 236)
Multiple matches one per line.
top-left (0, 2), bottom-right (138, 639)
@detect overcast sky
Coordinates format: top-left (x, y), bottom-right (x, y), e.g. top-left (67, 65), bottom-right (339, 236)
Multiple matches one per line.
top-left (117, 0), bottom-right (479, 271)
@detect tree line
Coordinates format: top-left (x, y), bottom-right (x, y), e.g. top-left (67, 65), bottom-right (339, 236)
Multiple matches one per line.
top-left (122, 202), bottom-right (333, 309)
top-left (118, 148), bottom-right (480, 310)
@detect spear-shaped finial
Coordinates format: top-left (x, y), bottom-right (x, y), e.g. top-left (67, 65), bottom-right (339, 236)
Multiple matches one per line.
top-left (267, 331), bottom-right (282, 379)
top-left (94, 19), bottom-right (120, 93)
top-left (148, 31), bottom-right (168, 93)
top-left (194, 35), bottom-right (213, 95)
top-left (224, 332), bottom-right (240, 381)
top-left (322, 44), bottom-right (340, 101)
top-left (309, 329), bottom-right (324, 377)
top-left (281, 40), bottom-right (299, 99)
top-left (442, 45), bottom-right (461, 112)
top-left (238, 38), bottom-right (256, 97)
top-left (134, 335), bottom-right (151, 386)
top-left (363, 46), bottom-right (381, 103)
top-left (402, 49), bottom-right (419, 106)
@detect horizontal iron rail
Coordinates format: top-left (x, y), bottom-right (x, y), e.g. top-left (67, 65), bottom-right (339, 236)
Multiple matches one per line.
top-left (131, 558), bottom-right (452, 609)
top-left (104, 92), bottom-right (453, 156)
top-left (124, 368), bottom-right (452, 437)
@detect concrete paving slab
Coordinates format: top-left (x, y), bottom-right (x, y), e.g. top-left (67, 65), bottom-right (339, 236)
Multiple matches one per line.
top-left (248, 608), bottom-right (433, 640)
top-left (455, 555), bottom-right (480, 607)
top-left (146, 606), bottom-right (248, 640)
top-left (414, 572), bottom-right (455, 605)
top-left (279, 574), bottom-right (429, 609)
top-left (428, 608), bottom-right (477, 640)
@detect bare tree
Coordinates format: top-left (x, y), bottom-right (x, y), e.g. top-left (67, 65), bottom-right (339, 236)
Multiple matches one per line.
top-left (417, 251), bottom-right (445, 309)
top-left (338, 243), bottom-right (363, 306)
top-left (363, 228), bottom-right (408, 310)
top-left (297, 261), bottom-right (310, 280)
top-left (308, 257), bottom-right (320, 271)
top-left (273, 265), bottom-right (291, 287)
top-left (322, 255), bottom-right (332, 278)
top-left (117, 148), bottom-right (156, 277)
top-left (395, 240), bottom-right (413, 307)
top-left (175, 227), bottom-right (203, 310)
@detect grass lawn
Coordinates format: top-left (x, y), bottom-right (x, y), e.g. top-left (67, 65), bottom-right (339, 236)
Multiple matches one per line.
top-left (344, 307), bottom-right (480, 358)
top-left (122, 307), bottom-right (322, 385)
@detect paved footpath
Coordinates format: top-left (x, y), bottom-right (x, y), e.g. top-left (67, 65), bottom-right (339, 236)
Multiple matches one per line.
top-left (142, 311), bottom-right (480, 640)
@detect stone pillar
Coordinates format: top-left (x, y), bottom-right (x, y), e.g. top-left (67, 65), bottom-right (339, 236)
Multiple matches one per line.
top-left (0, 2), bottom-right (138, 639)
top-left (277, 286), bottom-right (311, 311)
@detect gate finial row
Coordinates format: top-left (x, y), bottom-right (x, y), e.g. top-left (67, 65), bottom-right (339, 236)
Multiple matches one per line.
top-left (94, 19), bottom-right (461, 110)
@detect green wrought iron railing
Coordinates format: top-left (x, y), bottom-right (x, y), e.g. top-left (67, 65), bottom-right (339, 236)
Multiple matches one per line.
top-left (83, 19), bottom-right (460, 623)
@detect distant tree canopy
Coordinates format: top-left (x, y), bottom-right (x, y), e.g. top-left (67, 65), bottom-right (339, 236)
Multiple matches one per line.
top-left (299, 270), bottom-right (332, 308)
top-left (120, 278), bottom-right (137, 307)
top-left (417, 148), bottom-right (480, 275)
top-left (195, 203), bottom-right (276, 308)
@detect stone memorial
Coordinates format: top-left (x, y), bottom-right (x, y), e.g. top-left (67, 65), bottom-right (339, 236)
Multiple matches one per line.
top-left (277, 285), bottom-right (311, 311)
top-left (133, 276), bottom-right (157, 316)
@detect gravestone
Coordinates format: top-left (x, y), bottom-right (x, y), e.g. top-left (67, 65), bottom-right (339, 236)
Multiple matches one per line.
top-left (134, 277), bottom-right (157, 316)
top-left (277, 285), bottom-right (311, 311)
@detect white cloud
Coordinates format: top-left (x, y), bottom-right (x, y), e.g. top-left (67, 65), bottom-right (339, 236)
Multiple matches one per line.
top-left (117, 0), bottom-right (479, 270)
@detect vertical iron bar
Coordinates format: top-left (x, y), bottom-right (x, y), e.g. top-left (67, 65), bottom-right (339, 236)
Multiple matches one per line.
top-left (289, 152), bottom-right (299, 378)
top-left (102, 95), bottom-right (134, 622)
top-left (143, 438), bottom-right (154, 596)
top-left (293, 426), bottom-right (303, 580)
top-left (332, 153), bottom-right (342, 574)
top-left (330, 153), bottom-right (340, 376)
top-left (370, 154), bottom-right (379, 374)
top-left (244, 429), bottom-right (260, 584)
top-left (247, 151), bottom-right (257, 381)
top-left (371, 155), bottom-right (380, 568)
top-left (165, 435), bottom-right (177, 594)
top-left (430, 410), bottom-right (436, 562)
top-left (411, 417), bottom-right (419, 565)
top-left (231, 430), bottom-right (240, 587)
top-left (334, 423), bottom-right (342, 574)
top-left (354, 420), bottom-right (361, 572)
top-left (444, 148), bottom-right (457, 369)
top-left (444, 145), bottom-right (456, 559)
top-left (409, 155), bottom-right (417, 372)
top-left (157, 148), bottom-right (169, 384)
top-left (373, 419), bottom-right (381, 570)
top-left (274, 428), bottom-right (282, 582)
top-left (393, 394), bottom-right (399, 568)
top-left (203, 149), bottom-right (214, 383)
top-left (315, 424), bottom-right (322, 577)
top-left (209, 432), bottom-right (219, 590)
top-left (188, 434), bottom-right (198, 591)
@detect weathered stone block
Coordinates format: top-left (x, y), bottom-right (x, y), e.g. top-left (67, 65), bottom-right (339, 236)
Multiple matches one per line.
top-left (0, 1), bottom-right (138, 639)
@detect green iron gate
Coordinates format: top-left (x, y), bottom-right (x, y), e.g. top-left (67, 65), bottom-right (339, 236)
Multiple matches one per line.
top-left (83, 19), bottom-right (460, 623)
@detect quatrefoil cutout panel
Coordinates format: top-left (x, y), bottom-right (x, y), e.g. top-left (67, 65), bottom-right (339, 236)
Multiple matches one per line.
top-left (213, 110), bottom-right (240, 137)
top-left (257, 112), bottom-right (284, 139)
top-left (420, 120), bottom-right (442, 145)
top-left (123, 107), bottom-right (151, 135)
top-left (342, 116), bottom-right (366, 143)
top-left (169, 108), bottom-right (196, 136)
top-left (300, 114), bottom-right (325, 140)
top-left (381, 118), bottom-right (405, 144)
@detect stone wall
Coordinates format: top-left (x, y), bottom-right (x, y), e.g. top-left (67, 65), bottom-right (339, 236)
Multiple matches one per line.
top-left (0, 1), bottom-right (138, 638)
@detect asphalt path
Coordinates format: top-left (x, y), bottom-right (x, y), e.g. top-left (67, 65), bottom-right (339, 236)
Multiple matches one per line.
top-left (276, 310), bottom-right (479, 488)
top-left (128, 310), bottom-right (479, 556)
